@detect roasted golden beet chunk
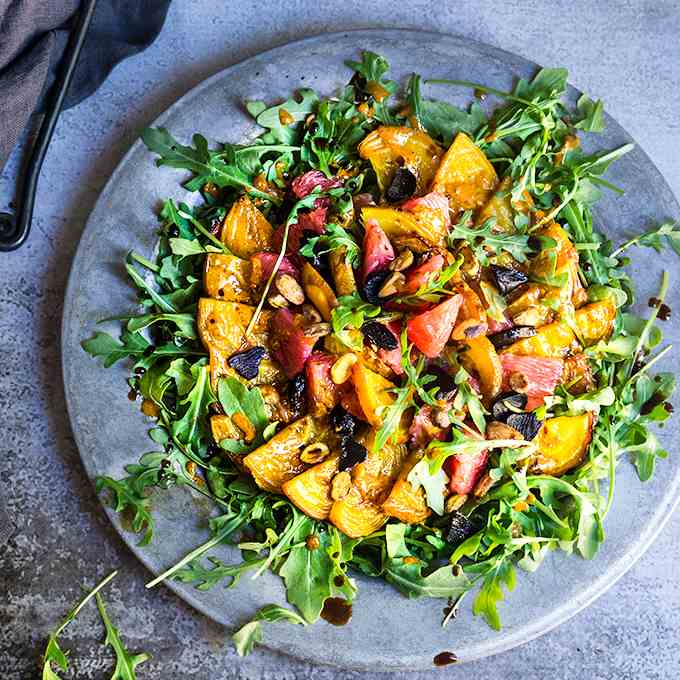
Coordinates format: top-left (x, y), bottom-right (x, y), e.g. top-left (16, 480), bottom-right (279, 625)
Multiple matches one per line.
top-left (351, 431), bottom-right (407, 505)
top-left (575, 298), bottom-right (616, 345)
top-left (459, 335), bottom-right (502, 401)
top-left (204, 253), bottom-right (253, 302)
top-left (382, 451), bottom-right (431, 524)
top-left (530, 413), bottom-right (594, 476)
top-left (301, 262), bottom-right (338, 321)
top-left (197, 298), bottom-right (281, 387)
top-left (220, 195), bottom-right (274, 258)
top-left (328, 486), bottom-right (388, 538)
top-left (282, 455), bottom-right (339, 520)
top-left (358, 126), bottom-right (443, 195)
top-left (361, 206), bottom-right (447, 248)
top-left (351, 362), bottom-right (396, 428)
top-left (243, 415), bottom-right (328, 493)
top-left (432, 132), bottom-right (498, 212)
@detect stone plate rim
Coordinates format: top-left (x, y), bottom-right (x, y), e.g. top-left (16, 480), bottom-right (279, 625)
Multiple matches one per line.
top-left (61, 28), bottom-right (680, 670)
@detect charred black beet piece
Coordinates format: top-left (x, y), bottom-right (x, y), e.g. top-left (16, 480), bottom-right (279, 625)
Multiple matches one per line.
top-left (362, 269), bottom-right (390, 305)
top-left (288, 373), bottom-right (307, 419)
top-left (428, 366), bottom-right (458, 400)
top-left (490, 265), bottom-right (529, 296)
top-left (446, 511), bottom-right (477, 546)
top-left (227, 346), bottom-right (266, 380)
top-left (361, 321), bottom-right (398, 350)
top-left (385, 167), bottom-right (417, 203)
top-left (489, 325), bottom-right (537, 350)
top-left (330, 405), bottom-right (359, 438)
top-left (491, 391), bottom-right (528, 420)
top-left (506, 412), bottom-right (543, 440)
top-left (339, 437), bottom-right (368, 471)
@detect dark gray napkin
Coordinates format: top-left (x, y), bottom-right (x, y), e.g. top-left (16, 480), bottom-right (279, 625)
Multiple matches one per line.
top-left (0, 0), bottom-right (171, 170)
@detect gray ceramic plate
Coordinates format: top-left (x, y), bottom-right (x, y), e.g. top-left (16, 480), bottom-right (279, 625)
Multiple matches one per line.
top-left (62, 29), bottom-right (680, 670)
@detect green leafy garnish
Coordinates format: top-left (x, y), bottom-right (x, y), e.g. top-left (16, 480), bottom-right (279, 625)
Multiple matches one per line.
top-left (300, 222), bottom-right (361, 267)
top-left (448, 212), bottom-right (531, 265)
top-left (42, 572), bottom-right (149, 680)
top-left (95, 592), bottom-right (151, 679)
top-left (232, 605), bottom-right (307, 656)
top-left (373, 329), bottom-right (437, 452)
top-left (142, 127), bottom-right (280, 204)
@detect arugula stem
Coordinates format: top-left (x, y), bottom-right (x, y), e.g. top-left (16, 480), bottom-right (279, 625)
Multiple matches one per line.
top-left (178, 211), bottom-right (228, 253)
top-left (231, 144), bottom-right (300, 156)
top-left (54, 570), bottom-right (118, 637)
top-left (626, 270), bottom-right (669, 379)
top-left (146, 535), bottom-right (224, 589)
top-left (130, 251), bottom-right (160, 273)
top-left (425, 79), bottom-right (533, 106)
top-left (245, 220), bottom-right (289, 338)
top-left (602, 415), bottom-right (616, 518)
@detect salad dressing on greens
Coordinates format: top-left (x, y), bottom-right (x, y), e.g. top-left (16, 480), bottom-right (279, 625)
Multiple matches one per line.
top-left (82, 50), bottom-right (678, 656)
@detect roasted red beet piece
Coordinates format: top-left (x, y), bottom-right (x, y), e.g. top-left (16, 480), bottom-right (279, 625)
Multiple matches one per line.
top-left (500, 353), bottom-right (564, 410)
top-left (362, 218), bottom-right (395, 282)
top-left (291, 170), bottom-right (342, 198)
top-left (407, 294), bottom-right (462, 358)
top-left (376, 320), bottom-right (404, 375)
top-left (269, 309), bottom-right (317, 378)
top-left (446, 449), bottom-right (489, 495)
top-left (408, 406), bottom-right (446, 448)
top-left (251, 252), bottom-right (300, 285)
top-left (401, 252), bottom-right (445, 295)
top-left (401, 191), bottom-right (451, 228)
top-left (305, 351), bottom-right (340, 415)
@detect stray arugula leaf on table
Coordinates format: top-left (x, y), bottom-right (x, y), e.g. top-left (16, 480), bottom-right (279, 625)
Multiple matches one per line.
top-left (95, 592), bottom-right (151, 680)
top-left (41, 572), bottom-right (149, 680)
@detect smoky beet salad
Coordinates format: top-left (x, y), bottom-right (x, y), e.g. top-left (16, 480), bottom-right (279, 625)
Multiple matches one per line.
top-left (83, 51), bottom-right (678, 653)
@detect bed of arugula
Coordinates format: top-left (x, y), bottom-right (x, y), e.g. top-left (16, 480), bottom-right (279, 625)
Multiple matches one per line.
top-left (81, 51), bottom-right (679, 655)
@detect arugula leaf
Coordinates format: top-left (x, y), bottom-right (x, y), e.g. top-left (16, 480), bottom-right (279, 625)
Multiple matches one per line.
top-left (469, 556), bottom-right (516, 631)
top-left (232, 605), bottom-right (306, 656)
top-left (448, 213), bottom-right (531, 265)
top-left (171, 363), bottom-right (214, 453)
top-left (123, 312), bottom-right (196, 339)
top-left (81, 331), bottom-right (150, 368)
top-left (299, 222), bottom-right (361, 268)
top-left (406, 458), bottom-right (449, 515)
top-left (330, 292), bottom-right (382, 347)
top-left (611, 220), bottom-right (680, 258)
top-left (169, 237), bottom-right (214, 257)
top-left (428, 429), bottom-right (533, 474)
top-left (96, 476), bottom-right (155, 545)
top-left (373, 331), bottom-right (438, 452)
top-left (217, 377), bottom-right (268, 437)
top-left (574, 94), bottom-right (605, 133)
top-left (279, 519), bottom-right (334, 622)
top-left (175, 555), bottom-right (266, 590)
top-left (41, 572), bottom-right (118, 680)
top-left (247, 89), bottom-right (319, 144)
top-left (95, 593), bottom-right (150, 679)
top-left (406, 74), bottom-right (486, 145)
top-left (141, 127), bottom-right (278, 203)
top-left (392, 258), bottom-right (462, 306)
top-left (344, 51), bottom-right (399, 125)
top-left (383, 524), bottom-right (470, 599)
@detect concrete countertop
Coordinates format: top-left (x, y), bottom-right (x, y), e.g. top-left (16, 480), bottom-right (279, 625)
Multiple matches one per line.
top-left (1, 1), bottom-right (678, 678)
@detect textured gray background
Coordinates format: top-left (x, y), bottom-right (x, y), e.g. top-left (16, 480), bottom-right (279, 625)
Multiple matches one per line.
top-left (1, 1), bottom-right (679, 678)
